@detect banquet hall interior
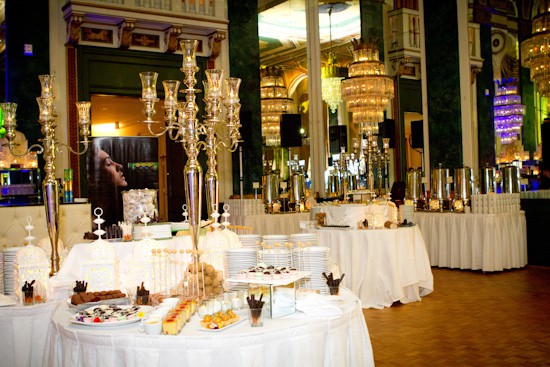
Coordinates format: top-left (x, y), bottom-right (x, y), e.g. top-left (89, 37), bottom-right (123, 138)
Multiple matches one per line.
top-left (0, 0), bottom-right (549, 366)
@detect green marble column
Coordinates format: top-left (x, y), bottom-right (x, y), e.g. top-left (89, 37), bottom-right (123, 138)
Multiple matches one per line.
top-left (521, 67), bottom-right (537, 153)
top-left (477, 24), bottom-right (495, 166)
top-left (228, 1), bottom-right (262, 196)
top-left (360, 0), bottom-right (384, 57)
top-left (424, 0), bottom-right (462, 169)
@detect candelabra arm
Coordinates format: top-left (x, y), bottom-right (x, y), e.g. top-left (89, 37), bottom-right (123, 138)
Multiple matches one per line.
top-left (56, 140), bottom-right (90, 155)
top-left (0, 142), bottom-right (45, 157)
top-left (146, 122), bottom-right (172, 137)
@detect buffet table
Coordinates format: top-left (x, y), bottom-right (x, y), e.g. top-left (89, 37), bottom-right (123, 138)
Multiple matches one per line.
top-left (231, 212), bottom-right (310, 236)
top-left (414, 211), bottom-right (527, 272)
top-left (44, 287), bottom-right (374, 367)
top-left (0, 300), bottom-right (61, 367)
top-left (310, 203), bottom-right (397, 229)
top-left (317, 226), bottom-right (433, 309)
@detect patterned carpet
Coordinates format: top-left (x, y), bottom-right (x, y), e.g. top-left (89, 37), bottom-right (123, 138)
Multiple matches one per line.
top-left (363, 266), bottom-right (550, 366)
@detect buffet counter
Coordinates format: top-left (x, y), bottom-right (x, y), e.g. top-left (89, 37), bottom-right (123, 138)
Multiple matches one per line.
top-left (231, 212), bottom-right (310, 236)
top-left (0, 299), bottom-right (61, 367)
top-left (414, 211), bottom-right (527, 272)
top-left (317, 226), bottom-right (433, 309)
top-left (44, 287), bottom-right (374, 367)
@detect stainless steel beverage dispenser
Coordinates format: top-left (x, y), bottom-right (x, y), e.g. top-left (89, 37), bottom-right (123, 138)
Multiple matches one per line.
top-left (501, 165), bottom-right (520, 193)
top-left (430, 164), bottom-right (451, 211)
top-left (480, 165), bottom-right (497, 194)
top-left (454, 166), bottom-right (474, 205)
top-left (262, 160), bottom-right (279, 213)
top-left (405, 168), bottom-right (423, 208)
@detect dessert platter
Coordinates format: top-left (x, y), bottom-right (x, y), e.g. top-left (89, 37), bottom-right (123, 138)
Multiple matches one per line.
top-left (69, 304), bottom-right (149, 327)
top-left (198, 309), bottom-right (243, 331)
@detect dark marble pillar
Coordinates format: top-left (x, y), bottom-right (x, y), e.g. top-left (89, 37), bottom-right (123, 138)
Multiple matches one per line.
top-left (360, 0), bottom-right (384, 57)
top-left (228, 1), bottom-right (262, 196)
top-left (477, 24), bottom-right (495, 166)
top-left (520, 67), bottom-right (537, 154)
top-left (424, 0), bottom-right (462, 169)
top-left (5, 0), bottom-right (50, 147)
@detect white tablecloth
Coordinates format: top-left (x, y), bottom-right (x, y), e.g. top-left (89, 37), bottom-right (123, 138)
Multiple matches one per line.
top-left (50, 237), bottom-right (195, 295)
top-left (232, 213), bottom-right (310, 235)
top-left (310, 203), bottom-right (397, 229)
top-left (414, 211), bottom-right (528, 272)
top-left (317, 226), bottom-right (433, 309)
top-left (44, 288), bottom-right (374, 367)
top-left (0, 300), bottom-right (61, 367)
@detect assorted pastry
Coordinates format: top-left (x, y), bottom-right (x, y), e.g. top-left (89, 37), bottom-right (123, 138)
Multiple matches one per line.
top-left (73, 304), bottom-right (144, 324)
top-left (235, 263), bottom-right (298, 280)
top-left (187, 262), bottom-right (224, 296)
top-left (200, 309), bottom-right (239, 330)
top-left (70, 290), bottom-right (127, 305)
top-left (161, 298), bottom-right (197, 335)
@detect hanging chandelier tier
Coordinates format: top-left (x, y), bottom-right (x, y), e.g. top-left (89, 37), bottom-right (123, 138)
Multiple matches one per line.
top-left (341, 38), bottom-right (394, 134)
top-left (260, 66), bottom-right (293, 146)
top-left (493, 80), bottom-right (525, 145)
top-left (521, 2), bottom-right (550, 96)
top-left (320, 3), bottom-right (348, 113)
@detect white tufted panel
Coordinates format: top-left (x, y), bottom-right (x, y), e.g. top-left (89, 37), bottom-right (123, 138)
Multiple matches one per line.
top-left (0, 203), bottom-right (91, 251)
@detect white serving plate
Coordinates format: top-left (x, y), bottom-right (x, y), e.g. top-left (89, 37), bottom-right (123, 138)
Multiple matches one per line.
top-left (69, 317), bottom-right (141, 327)
top-left (197, 316), bottom-right (245, 332)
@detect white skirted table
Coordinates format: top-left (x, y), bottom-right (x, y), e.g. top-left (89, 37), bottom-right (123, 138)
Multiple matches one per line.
top-left (310, 203), bottom-right (397, 229)
top-left (317, 226), bottom-right (433, 309)
top-left (414, 211), bottom-right (527, 272)
top-left (231, 213), bottom-right (311, 236)
top-left (0, 300), bottom-right (61, 367)
top-left (44, 287), bottom-right (374, 367)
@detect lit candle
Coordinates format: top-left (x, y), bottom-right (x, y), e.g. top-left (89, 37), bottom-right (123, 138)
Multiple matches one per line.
top-left (139, 71), bottom-right (158, 100)
top-left (180, 39), bottom-right (198, 69)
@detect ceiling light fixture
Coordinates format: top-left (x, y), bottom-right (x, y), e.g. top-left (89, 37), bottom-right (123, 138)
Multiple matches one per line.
top-left (521, 1), bottom-right (550, 96)
top-left (341, 37), bottom-right (394, 135)
top-left (321, 3), bottom-right (348, 113)
top-left (260, 66), bottom-right (293, 146)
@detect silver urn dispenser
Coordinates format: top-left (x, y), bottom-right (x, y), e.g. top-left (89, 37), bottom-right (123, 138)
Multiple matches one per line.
top-left (405, 168), bottom-right (423, 208)
top-left (430, 164), bottom-right (451, 211)
top-left (501, 165), bottom-right (520, 193)
top-left (480, 165), bottom-right (497, 194)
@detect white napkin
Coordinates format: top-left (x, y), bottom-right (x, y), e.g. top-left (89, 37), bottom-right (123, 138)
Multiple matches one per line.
top-left (296, 293), bottom-right (343, 318)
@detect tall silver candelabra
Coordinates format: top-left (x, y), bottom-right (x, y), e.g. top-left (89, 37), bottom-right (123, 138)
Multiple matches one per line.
top-left (0, 75), bottom-right (91, 276)
top-left (139, 39), bottom-right (241, 259)
top-left (356, 129), bottom-right (390, 197)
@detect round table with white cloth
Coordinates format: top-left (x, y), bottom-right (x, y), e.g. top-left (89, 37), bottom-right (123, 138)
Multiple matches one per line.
top-left (317, 225), bottom-right (434, 309)
top-left (310, 203), bottom-right (397, 229)
top-left (43, 287), bottom-right (374, 367)
top-left (0, 299), bottom-right (61, 367)
top-left (231, 212), bottom-right (311, 236)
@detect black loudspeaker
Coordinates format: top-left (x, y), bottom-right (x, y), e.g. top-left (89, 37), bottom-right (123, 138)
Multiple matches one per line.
top-left (380, 119), bottom-right (396, 148)
top-left (542, 122), bottom-right (550, 163)
top-left (280, 114), bottom-right (302, 147)
top-left (329, 125), bottom-right (348, 154)
top-left (411, 120), bottom-right (424, 149)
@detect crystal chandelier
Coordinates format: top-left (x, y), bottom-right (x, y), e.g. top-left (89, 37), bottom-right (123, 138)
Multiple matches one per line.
top-left (260, 66), bottom-right (292, 146)
top-left (341, 38), bottom-right (394, 134)
top-left (321, 5), bottom-right (347, 113)
top-left (521, 1), bottom-right (550, 96)
top-left (494, 79), bottom-right (525, 145)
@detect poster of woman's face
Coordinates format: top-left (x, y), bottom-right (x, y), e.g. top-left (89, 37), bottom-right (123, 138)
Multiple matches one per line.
top-left (86, 137), bottom-right (158, 227)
